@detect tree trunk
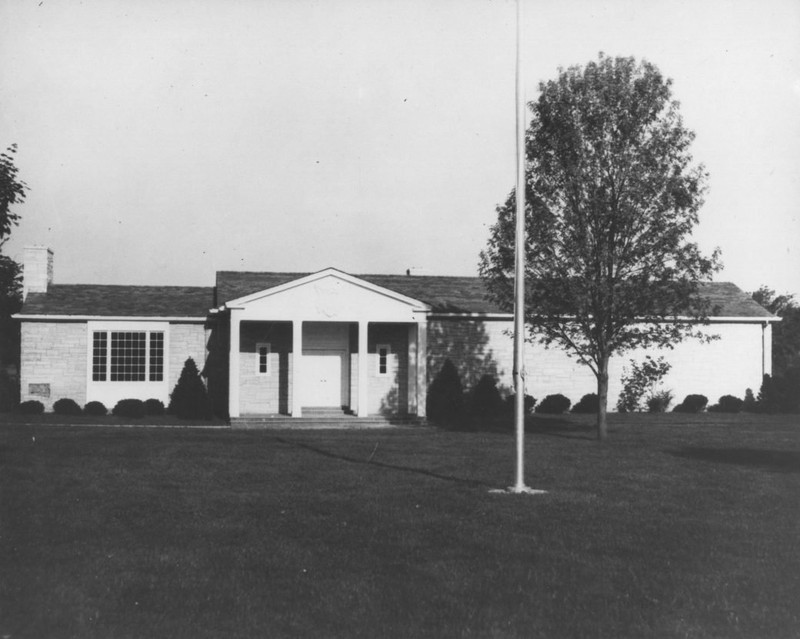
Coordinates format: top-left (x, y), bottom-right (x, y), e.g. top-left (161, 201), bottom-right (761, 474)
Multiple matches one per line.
top-left (596, 355), bottom-right (609, 441)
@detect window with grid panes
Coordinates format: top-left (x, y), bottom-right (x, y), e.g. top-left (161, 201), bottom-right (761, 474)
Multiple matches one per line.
top-left (92, 330), bottom-right (165, 382)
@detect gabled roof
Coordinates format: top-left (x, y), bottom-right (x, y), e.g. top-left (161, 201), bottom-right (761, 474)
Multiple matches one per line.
top-left (19, 284), bottom-right (214, 318)
top-left (216, 271), bottom-right (499, 314)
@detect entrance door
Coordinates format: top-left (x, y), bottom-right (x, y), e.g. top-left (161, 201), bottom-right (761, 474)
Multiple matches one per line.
top-left (302, 350), bottom-right (344, 406)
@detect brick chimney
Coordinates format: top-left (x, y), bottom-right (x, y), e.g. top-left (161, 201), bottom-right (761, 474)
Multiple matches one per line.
top-left (22, 245), bottom-right (54, 299)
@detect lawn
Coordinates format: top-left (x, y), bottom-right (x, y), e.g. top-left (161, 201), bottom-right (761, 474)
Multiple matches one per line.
top-left (1, 414), bottom-right (798, 638)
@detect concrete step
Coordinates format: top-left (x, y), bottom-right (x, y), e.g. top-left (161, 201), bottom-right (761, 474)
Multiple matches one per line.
top-left (230, 414), bottom-right (425, 430)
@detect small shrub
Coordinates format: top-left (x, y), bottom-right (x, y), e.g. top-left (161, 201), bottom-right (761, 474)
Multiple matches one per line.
top-left (536, 394), bottom-right (571, 414)
top-left (426, 359), bottom-right (465, 427)
top-left (571, 393), bottom-right (599, 414)
top-left (144, 398), bottom-right (166, 416)
top-left (504, 394), bottom-right (536, 415)
top-left (53, 398), bottom-right (82, 415)
top-left (17, 400), bottom-right (44, 415)
top-left (616, 356), bottom-right (671, 412)
top-left (113, 398), bottom-right (146, 419)
top-left (673, 394), bottom-right (708, 413)
top-left (169, 358), bottom-right (211, 420)
top-left (84, 401), bottom-right (108, 416)
top-left (647, 390), bottom-right (673, 413)
top-left (469, 374), bottom-right (503, 420)
top-left (708, 395), bottom-right (744, 413)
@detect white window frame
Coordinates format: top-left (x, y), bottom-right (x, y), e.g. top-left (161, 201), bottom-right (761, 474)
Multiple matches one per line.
top-left (90, 326), bottom-right (166, 383)
top-left (256, 342), bottom-right (271, 376)
top-left (85, 321), bottom-right (170, 407)
top-left (376, 343), bottom-right (391, 376)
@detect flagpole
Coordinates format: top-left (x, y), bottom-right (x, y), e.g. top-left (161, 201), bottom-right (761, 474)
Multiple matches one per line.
top-left (512, 0), bottom-right (527, 493)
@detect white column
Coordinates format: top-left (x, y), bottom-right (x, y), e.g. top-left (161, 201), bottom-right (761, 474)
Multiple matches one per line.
top-left (416, 319), bottom-right (427, 418)
top-left (228, 309), bottom-right (241, 418)
top-left (357, 320), bottom-right (369, 417)
top-left (292, 319), bottom-right (303, 417)
top-left (763, 322), bottom-right (773, 377)
top-left (407, 325), bottom-right (417, 415)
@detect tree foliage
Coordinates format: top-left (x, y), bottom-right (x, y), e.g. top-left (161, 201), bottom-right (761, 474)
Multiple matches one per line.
top-left (0, 144), bottom-right (27, 379)
top-left (480, 54), bottom-right (720, 439)
top-left (1, 144), bottom-right (27, 244)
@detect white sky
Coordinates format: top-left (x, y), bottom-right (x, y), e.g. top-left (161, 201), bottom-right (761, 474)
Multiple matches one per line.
top-left (2, 0), bottom-right (799, 296)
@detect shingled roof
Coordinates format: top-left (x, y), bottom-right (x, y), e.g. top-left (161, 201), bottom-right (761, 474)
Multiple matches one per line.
top-left (17, 273), bottom-right (775, 319)
top-left (215, 271), bottom-right (775, 318)
top-left (19, 284), bottom-right (214, 318)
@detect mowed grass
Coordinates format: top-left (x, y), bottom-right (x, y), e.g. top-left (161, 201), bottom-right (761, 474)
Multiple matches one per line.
top-left (1, 414), bottom-right (799, 639)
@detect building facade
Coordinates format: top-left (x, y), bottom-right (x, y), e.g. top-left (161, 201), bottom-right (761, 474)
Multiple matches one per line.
top-left (15, 246), bottom-right (778, 417)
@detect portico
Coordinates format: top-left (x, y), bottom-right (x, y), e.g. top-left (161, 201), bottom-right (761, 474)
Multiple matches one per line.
top-left (224, 269), bottom-right (430, 418)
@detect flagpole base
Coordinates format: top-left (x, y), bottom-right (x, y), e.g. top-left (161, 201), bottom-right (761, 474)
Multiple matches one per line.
top-left (489, 485), bottom-right (547, 495)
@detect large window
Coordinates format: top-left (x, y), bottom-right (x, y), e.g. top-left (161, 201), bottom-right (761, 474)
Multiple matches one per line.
top-left (92, 330), bottom-right (164, 382)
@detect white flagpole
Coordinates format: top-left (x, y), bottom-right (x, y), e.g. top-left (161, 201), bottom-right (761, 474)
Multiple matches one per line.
top-left (512, 0), bottom-right (527, 493)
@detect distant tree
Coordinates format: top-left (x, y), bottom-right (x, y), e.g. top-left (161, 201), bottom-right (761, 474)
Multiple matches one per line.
top-left (0, 144), bottom-right (27, 408)
top-left (751, 286), bottom-right (800, 375)
top-left (480, 54), bottom-right (720, 440)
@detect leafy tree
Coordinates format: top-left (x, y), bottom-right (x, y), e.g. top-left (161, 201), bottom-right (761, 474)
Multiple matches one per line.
top-left (480, 54), bottom-right (720, 440)
top-left (0, 144), bottom-right (27, 408)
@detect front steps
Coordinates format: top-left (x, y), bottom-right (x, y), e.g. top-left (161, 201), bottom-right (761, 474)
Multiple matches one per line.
top-left (230, 407), bottom-right (425, 429)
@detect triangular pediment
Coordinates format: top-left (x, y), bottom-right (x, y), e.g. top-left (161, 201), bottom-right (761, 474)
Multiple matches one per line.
top-left (224, 268), bottom-right (430, 322)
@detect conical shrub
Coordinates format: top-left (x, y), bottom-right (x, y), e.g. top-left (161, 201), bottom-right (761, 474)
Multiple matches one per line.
top-left (168, 357), bottom-right (211, 419)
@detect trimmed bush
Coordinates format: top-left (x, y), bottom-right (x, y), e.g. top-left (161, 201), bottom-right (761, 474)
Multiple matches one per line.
top-left (169, 358), bottom-right (211, 419)
top-left (708, 395), bottom-right (744, 413)
top-left (113, 399), bottom-right (146, 419)
top-left (503, 394), bottom-right (536, 416)
top-left (144, 398), bottom-right (166, 416)
top-left (426, 359), bottom-right (465, 427)
top-left (673, 394), bottom-right (708, 413)
top-left (571, 393), bottom-right (599, 414)
top-left (84, 401), bottom-right (108, 416)
top-left (647, 390), bottom-right (673, 413)
top-left (536, 394), bottom-right (571, 415)
top-left (53, 398), bottom-right (82, 416)
top-left (17, 400), bottom-right (44, 415)
top-left (469, 374), bottom-right (503, 420)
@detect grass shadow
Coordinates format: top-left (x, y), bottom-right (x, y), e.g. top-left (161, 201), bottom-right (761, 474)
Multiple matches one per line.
top-left (669, 447), bottom-right (800, 473)
top-left (273, 435), bottom-right (493, 488)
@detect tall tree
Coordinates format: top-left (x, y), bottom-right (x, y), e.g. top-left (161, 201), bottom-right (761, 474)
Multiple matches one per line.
top-left (0, 144), bottom-right (28, 379)
top-left (480, 54), bottom-right (720, 440)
